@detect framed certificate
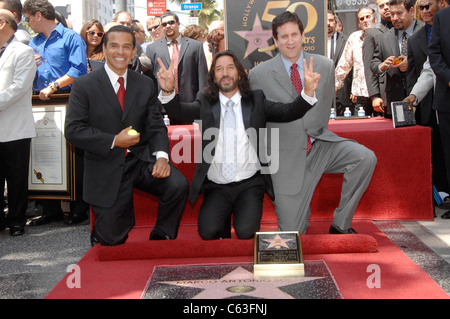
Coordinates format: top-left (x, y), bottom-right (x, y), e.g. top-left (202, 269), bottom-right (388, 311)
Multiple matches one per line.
top-left (28, 95), bottom-right (75, 200)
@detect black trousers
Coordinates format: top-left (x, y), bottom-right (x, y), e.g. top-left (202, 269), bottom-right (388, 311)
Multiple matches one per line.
top-left (438, 111), bottom-right (450, 194)
top-left (198, 172), bottom-right (266, 240)
top-left (0, 138), bottom-right (31, 228)
top-left (91, 153), bottom-right (189, 246)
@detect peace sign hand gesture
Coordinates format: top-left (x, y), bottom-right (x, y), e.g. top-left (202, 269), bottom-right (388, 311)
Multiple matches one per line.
top-left (156, 58), bottom-right (175, 95)
top-left (303, 57), bottom-right (321, 98)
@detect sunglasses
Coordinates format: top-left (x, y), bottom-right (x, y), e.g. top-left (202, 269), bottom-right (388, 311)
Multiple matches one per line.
top-left (161, 20), bottom-right (177, 27)
top-left (87, 31), bottom-right (104, 37)
top-left (148, 25), bottom-right (160, 32)
top-left (359, 14), bottom-right (373, 22)
top-left (419, 3), bottom-right (431, 10)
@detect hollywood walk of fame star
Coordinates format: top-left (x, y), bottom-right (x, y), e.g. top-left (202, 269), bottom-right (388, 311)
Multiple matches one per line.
top-left (262, 234), bottom-right (295, 249)
top-left (234, 13), bottom-right (274, 59)
top-left (156, 266), bottom-right (323, 299)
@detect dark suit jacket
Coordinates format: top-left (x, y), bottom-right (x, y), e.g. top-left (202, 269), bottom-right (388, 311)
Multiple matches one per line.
top-left (363, 22), bottom-right (392, 102)
top-left (164, 90), bottom-right (313, 204)
top-left (371, 20), bottom-right (424, 107)
top-left (333, 32), bottom-right (352, 108)
top-left (407, 25), bottom-right (434, 125)
top-left (65, 67), bottom-right (169, 208)
top-left (429, 7), bottom-right (450, 112)
top-left (146, 36), bottom-right (208, 103)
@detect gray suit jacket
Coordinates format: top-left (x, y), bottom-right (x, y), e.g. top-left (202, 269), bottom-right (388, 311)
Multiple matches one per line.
top-left (146, 36), bottom-right (208, 103)
top-left (249, 52), bottom-right (347, 196)
top-left (363, 22), bottom-right (391, 102)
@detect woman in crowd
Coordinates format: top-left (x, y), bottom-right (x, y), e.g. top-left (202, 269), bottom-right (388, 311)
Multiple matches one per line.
top-left (80, 19), bottom-right (105, 72)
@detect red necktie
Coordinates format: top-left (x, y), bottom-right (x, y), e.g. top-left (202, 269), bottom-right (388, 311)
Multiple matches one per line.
top-left (117, 77), bottom-right (125, 110)
top-left (290, 64), bottom-right (312, 154)
top-left (171, 40), bottom-right (179, 94)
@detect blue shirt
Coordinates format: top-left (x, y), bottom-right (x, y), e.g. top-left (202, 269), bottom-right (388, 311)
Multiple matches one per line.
top-left (29, 23), bottom-right (87, 91)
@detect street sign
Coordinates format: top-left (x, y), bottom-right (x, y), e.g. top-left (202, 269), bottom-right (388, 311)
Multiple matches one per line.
top-left (147, 0), bottom-right (166, 16)
top-left (181, 3), bottom-right (202, 11)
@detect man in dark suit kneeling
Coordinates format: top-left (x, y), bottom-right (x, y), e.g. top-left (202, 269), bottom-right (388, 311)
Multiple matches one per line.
top-left (157, 50), bottom-right (320, 240)
top-left (65, 26), bottom-right (189, 246)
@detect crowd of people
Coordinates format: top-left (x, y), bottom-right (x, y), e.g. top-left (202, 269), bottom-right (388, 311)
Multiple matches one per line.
top-left (330, 0), bottom-right (450, 220)
top-left (0, 0), bottom-right (448, 246)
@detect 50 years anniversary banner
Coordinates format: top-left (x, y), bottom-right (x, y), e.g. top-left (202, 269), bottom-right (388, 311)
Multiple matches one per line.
top-left (225, 0), bottom-right (326, 71)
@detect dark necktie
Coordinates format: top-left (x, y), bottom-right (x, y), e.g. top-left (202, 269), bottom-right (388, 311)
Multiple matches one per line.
top-left (426, 25), bottom-right (432, 43)
top-left (117, 77), bottom-right (125, 110)
top-left (401, 33), bottom-right (408, 89)
top-left (171, 39), bottom-right (179, 94)
top-left (401, 32), bottom-right (408, 56)
top-left (330, 36), bottom-right (334, 59)
top-left (290, 64), bottom-right (312, 154)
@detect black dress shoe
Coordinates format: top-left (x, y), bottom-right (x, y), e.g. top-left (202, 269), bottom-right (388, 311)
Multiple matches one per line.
top-left (28, 212), bottom-right (64, 226)
top-left (329, 224), bottom-right (357, 234)
top-left (439, 197), bottom-right (450, 210)
top-left (90, 231), bottom-right (99, 247)
top-left (441, 210), bottom-right (450, 219)
top-left (9, 226), bottom-right (25, 236)
top-left (64, 211), bottom-right (88, 225)
top-left (149, 230), bottom-right (171, 240)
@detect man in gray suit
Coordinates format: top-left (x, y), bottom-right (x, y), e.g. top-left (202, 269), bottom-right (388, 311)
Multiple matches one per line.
top-left (249, 11), bottom-right (377, 235)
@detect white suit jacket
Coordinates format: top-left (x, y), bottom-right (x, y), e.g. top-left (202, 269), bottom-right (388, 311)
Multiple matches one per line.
top-left (0, 37), bottom-right (36, 142)
top-left (410, 57), bottom-right (435, 105)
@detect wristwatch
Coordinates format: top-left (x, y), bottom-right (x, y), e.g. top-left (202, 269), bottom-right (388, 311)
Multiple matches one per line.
top-left (50, 81), bottom-right (60, 92)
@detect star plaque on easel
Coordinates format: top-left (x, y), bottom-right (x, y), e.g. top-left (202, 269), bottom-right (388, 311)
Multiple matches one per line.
top-left (254, 231), bottom-right (304, 278)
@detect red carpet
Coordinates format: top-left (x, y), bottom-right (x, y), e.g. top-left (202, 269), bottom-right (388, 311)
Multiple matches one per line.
top-left (46, 221), bottom-right (449, 299)
top-left (49, 119), bottom-right (441, 299)
top-left (96, 230), bottom-right (378, 261)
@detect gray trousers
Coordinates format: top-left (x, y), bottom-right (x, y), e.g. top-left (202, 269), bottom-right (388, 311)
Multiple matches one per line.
top-left (274, 140), bottom-right (377, 234)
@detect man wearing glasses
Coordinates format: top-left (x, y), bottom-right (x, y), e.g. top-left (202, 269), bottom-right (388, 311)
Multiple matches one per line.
top-left (145, 11), bottom-right (207, 124)
top-left (146, 17), bottom-right (164, 43)
top-left (23, 0), bottom-right (87, 101)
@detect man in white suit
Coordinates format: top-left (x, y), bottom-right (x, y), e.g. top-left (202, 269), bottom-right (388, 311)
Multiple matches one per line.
top-left (249, 11), bottom-right (377, 234)
top-left (0, 9), bottom-right (36, 236)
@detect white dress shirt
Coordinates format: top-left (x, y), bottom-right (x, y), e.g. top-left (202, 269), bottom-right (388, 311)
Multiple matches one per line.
top-left (159, 90), bottom-right (260, 184)
top-left (207, 91), bottom-right (260, 184)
